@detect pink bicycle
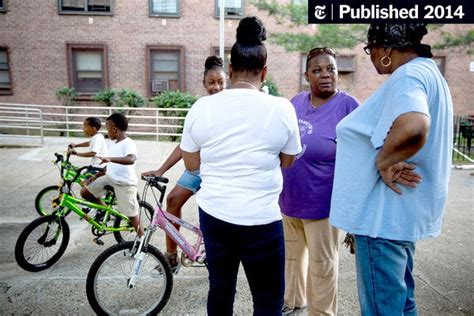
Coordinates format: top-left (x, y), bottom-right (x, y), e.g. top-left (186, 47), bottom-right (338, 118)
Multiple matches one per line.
top-left (86, 175), bottom-right (206, 315)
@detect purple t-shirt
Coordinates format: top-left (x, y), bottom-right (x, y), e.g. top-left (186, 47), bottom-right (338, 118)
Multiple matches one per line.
top-left (279, 91), bottom-right (359, 220)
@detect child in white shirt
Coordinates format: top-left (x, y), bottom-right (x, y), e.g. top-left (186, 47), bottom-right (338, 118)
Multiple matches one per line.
top-left (69, 117), bottom-right (108, 172)
top-left (81, 113), bottom-right (143, 236)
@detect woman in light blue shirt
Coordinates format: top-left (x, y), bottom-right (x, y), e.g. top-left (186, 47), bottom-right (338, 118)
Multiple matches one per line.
top-left (330, 24), bottom-right (453, 315)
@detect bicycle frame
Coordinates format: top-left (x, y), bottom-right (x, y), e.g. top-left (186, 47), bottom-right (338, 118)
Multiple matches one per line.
top-left (151, 203), bottom-right (205, 263)
top-left (137, 176), bottom-right (205, 264)
top-left (56, 192), bottom-right (131, 233)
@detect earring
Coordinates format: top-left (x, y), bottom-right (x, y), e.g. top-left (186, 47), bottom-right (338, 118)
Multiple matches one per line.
top-left (381, 56), bottom-right (392, 67)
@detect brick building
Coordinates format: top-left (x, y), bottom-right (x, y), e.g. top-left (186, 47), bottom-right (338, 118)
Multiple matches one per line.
top-left (0, 1), bottom-right (472, 114)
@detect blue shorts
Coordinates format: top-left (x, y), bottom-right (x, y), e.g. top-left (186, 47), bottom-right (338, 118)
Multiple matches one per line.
top-left (177, 170), bottom-right (201, 194)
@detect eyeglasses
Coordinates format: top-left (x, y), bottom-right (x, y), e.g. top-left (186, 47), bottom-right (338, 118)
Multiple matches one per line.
top-left (307, 47), bottom-right (336, 60)
top-left (363, 45), bottom-right (372, 55)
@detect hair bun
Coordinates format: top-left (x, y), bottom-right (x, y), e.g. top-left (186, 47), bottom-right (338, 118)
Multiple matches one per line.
top-left (236, 16), bottom-right (266, 45)
top-left (205, 55), bottom-right (224, 70)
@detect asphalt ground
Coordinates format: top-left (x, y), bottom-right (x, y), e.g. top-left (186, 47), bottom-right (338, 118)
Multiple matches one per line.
top-left (0, 136), bottom-right (473, 315)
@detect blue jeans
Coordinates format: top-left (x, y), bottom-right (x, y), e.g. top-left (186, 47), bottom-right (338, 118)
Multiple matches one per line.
top-left (199, 208), bottom-right (285, 316)
top-left (354, 235), bottom-right (417, 316)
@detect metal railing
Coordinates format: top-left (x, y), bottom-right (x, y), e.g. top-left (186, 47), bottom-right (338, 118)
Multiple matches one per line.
top-left (0, 105), bottom-right (44, 144)
top-left (0, 103), bottom-right (189, 141)
top-left (453, 115), bottom-right (474, 164)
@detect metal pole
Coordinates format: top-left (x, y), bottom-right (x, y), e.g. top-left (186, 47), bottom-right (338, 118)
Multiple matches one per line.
top-left (39, 110), bottom-right (44, 145)
top-left (219, 0), bottom-right (225, 59)
top-left (25, 105), bottom-right (30, 136)
top-left (156, 108), bottom-right (159, 141)
top-left (66, 107), bottom-right (69, 137)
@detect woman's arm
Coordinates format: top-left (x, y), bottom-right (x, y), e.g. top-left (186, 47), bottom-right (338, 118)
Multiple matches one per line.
top-left (280, 153), bottom-right (296, 168)
top-left (182, 150), bottom-right (201, 172)
top-left (376, 112), bottom-right (430, 194)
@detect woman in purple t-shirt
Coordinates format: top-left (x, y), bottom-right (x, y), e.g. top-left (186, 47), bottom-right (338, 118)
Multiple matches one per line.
top-left (279, 47), bottom-right (359, 315)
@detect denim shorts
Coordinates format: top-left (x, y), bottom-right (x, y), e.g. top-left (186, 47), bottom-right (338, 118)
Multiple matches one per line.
top-left (176, 170), bottom-right (201, 194)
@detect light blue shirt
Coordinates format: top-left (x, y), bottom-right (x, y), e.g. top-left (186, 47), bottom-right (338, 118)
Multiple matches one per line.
top-left (330, 58), bottom-right (453, 242)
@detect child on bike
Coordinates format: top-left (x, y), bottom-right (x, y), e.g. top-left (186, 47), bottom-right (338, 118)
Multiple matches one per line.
top-left (141, 55), bottom-right (226, 272)
top-left (81, 113), bottom-right (144, 236)
top-left (69, 116), bottom-right (108, 175)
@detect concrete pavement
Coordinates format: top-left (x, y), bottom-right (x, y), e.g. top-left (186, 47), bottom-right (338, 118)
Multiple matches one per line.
top-left (0, 135), bottom-right (473, 315)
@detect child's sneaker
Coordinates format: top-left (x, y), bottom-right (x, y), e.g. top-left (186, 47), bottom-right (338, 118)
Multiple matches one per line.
top-left (154, 251), bottom-right (181, 275)
top-left (164, 252), bottom-right (180, 274)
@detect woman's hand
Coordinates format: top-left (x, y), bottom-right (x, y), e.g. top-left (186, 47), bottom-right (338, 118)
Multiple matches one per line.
top-left (141, 169), bottom-right (165, 178)
top-left (378, 162), bottom-right (422, 194)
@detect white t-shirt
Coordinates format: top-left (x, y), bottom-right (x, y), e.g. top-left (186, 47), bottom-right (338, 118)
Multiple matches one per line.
top-left (89, 133), bottom-right (108, 167)
top-left (180, 89), bottom-right (302, 226)
top-left (106, 137), bottom-right (138, 185)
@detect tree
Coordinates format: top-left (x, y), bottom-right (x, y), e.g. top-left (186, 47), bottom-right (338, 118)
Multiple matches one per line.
top-left (433, 29), bottom-right (474, 54)
top-left (252, 0), bottom-right (367, 51)
top-left (252, 0), bottom-right (474, 54)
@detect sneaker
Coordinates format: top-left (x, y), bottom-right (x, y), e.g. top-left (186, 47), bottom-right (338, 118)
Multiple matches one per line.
top-left (155, 252), bottom-right (180, 275)
top-left (164, 252), bottom-right (180, 274)
top-left (282, 304), bottom-right (307, 315)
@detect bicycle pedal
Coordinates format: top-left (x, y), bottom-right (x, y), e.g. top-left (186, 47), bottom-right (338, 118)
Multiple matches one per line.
top-left (93, 239), bottom-right (105, 246)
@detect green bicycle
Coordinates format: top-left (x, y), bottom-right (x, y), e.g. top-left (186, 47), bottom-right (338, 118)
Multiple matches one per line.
top-left (34, 152), bottom-right (114, 216)
top-left (15, 167), bottom-right (154, 272)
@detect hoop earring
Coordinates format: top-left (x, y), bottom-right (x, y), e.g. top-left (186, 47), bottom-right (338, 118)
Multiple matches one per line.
top-left (381, 56), bottom-right (392, 67)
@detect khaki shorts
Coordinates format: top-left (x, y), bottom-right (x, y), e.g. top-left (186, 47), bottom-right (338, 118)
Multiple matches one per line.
top-left (86, 174), bottom-right (139, 217)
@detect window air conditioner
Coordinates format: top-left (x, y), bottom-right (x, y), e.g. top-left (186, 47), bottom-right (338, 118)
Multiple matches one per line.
top-left (152, 80), bottom-right (169, 92)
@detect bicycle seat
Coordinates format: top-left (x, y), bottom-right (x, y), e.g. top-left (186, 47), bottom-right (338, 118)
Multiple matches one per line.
top-left (104, 185), bottom-right (114, 193)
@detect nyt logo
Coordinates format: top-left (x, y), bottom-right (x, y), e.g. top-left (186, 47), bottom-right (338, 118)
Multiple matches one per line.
top-left (314, 5), bottom-right (326, 19)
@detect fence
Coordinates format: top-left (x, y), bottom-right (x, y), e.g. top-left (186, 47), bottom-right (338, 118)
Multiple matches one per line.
top-left (0, 105), bottom-right (44, 144)
top-left (453, 115), bottom-right (474, 164)
top-left (0, 103), bottom-right (189, 141)
top-left (0, 103), bottom-right (473, 165)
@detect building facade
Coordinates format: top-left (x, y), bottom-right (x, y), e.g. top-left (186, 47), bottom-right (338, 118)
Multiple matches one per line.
top-left (0, 0), bottom-right (472, 114)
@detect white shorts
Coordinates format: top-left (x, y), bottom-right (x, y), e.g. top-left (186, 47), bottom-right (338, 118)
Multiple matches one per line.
top-left (86, 174), bottom-right (139, 217)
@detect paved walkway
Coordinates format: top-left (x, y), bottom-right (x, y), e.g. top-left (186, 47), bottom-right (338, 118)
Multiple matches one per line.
top-left (0, 136), bottom-right (473, 315)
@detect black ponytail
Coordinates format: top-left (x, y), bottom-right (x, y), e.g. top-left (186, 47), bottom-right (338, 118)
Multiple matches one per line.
top-left (230, 16), bottom-right (267, 75)
top-left (204, 55), bottom-right (224, 79)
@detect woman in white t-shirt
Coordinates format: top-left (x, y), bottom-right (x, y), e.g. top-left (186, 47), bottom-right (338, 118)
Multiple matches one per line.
top-left (180, 17), bottom-right (301, 315)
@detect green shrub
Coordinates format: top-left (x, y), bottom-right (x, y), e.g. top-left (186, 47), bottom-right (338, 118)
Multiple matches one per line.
top-left (151, 90), bottom-right (198, 140)
top-left (263, 76), bottom-right (282, 97)
top-left (55, 87), bottom-right (77, 107)
top-left (116, 88), bottom-right (146, 108)
top-left (93, 89), bottom-right (117, 107)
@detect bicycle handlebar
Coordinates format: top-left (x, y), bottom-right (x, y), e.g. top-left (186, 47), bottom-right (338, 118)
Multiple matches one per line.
top-left (54, 153), bottom-right (63, 164)
top-left (141, 175), bottom-right (169, 184)
top-left (141, 175), bottom-right (168, 204)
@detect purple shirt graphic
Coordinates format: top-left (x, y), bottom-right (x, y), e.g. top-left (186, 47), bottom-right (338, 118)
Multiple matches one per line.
top-left (279, 91), bottom-right (359, 220)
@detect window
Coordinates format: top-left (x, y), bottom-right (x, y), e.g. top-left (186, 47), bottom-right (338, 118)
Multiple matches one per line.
top-left (215, 0), bottom-right (244, 18)
top-left (59, 0), bottom-right (112, 15)
top-left (0, 48), bottom-right (12, 94)
top-left (300, 54), bottom-right (309, 91)
top-left (67, 44), bottom-right (108, 95)
top-left (0, 0), bottom-right (6, 12)
top-left (150, 0), bottom-right (179, 16)
top-left (336, 55), bottom-right (355, 73)
top-left (433, 56), bottom-right (446, 75)
top-left (147, 46), bottom-right (185, 95)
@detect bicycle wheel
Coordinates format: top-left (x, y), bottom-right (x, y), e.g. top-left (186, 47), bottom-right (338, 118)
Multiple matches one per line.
top-left (34, 185), bottom-right (61, 216)
top-left (113, 201), bottom-right (154, 243)
top-left (86, 241), bottom-right (173, 315)
top-left (15, 215), bottom-right (70, 272)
